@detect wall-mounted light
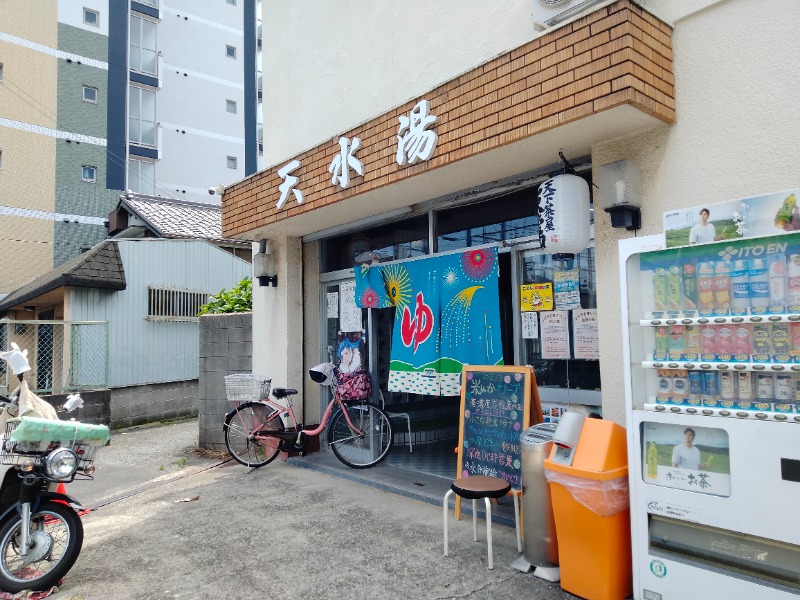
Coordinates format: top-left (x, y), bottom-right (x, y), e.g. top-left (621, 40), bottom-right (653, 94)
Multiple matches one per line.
top-left (253, 239), bottom-right (277, 287)
top-left (598, 160), bottom-right (642, 231)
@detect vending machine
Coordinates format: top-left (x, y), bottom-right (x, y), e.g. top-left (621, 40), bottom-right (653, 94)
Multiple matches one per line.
top-left (620, 232), bottom-right (800, 599)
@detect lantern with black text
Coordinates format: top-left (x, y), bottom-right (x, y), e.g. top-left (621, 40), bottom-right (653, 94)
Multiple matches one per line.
top-left (537, 174), bottom-right (591, 257)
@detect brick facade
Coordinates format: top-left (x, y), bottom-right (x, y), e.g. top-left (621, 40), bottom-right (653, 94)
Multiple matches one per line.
top-left (223, 0), bottom-right (674, 239)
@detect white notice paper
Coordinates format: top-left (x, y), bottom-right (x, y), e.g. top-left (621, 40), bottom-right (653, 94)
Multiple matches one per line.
top-left (326, 292), bottom-right (339, 319)
top-left (339, 281), bottom-right (361, 332)
top-left (573, 309), bottom-right (599, 359)
top-left (521, 311), bottom-right (539, 339)
top-left (540, 311), bottom-right (570, 359)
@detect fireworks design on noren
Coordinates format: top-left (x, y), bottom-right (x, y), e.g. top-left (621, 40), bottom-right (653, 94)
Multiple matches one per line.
top-left (461, 248), bottom-right (496, 280)
top-left (360, 287), bottom-right (380, 308)
top-left (443, 268), bottom-right (459, 288)
top-left (381, 264), bottom-right (412, 312)
top-left (441, 285), bottom-right (483, 350)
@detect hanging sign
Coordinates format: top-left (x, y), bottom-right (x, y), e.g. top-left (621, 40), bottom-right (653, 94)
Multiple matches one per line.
top-left (520, 282), bottom-right (553, 311)
top-left (537, 174), bottom-right (591, 256)
top-left (540, 310), bottom-right (570, 359)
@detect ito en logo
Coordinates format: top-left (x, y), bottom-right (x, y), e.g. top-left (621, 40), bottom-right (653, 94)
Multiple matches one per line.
top-left (650, 559), bottom-right (667, 578)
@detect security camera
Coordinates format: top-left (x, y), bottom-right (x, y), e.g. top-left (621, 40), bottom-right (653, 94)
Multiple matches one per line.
top-left (208, 184), bottom-right (225, 196)
top-left (208, 187), bottom-right (217, 195)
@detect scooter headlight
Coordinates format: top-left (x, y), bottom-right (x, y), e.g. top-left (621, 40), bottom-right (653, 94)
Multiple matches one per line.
top-left (45, 448), bottom-right (78, 480)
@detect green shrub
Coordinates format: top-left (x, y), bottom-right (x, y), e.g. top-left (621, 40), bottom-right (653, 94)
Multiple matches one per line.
top-left (198, 277), bottom-right (252, 315)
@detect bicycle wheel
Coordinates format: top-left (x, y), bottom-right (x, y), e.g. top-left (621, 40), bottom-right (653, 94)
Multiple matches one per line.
top-left (224, 401), bottom-right (284, 468)
top-left (328, 402), bottom-right (392, 469)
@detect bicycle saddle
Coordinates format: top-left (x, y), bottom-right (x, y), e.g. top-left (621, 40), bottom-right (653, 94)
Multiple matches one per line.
top-left (272, 388), bottom-right (297, 399)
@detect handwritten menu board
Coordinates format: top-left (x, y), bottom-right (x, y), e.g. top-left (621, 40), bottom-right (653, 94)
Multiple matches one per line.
top-left (455, 366), bottom-right (542, 518)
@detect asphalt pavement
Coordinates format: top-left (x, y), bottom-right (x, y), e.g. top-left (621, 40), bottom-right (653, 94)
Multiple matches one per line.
top-left (50, 419), bottom-right (579, 600)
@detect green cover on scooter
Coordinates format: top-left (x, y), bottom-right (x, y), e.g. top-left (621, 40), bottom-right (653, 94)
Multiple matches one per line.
top-left (10, 416), bottom-right (110, 446)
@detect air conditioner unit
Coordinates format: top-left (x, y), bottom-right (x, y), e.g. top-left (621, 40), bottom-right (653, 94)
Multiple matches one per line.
top-left (533, 0), bottom-right (607, 30)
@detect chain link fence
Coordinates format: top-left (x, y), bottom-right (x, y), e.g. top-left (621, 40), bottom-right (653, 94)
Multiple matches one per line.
top-left (0, 320), bottom-right (108, 396)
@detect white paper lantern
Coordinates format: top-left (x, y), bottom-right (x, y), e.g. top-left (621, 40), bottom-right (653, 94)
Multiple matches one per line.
top-left (537, 173), bottom-right (591, 256)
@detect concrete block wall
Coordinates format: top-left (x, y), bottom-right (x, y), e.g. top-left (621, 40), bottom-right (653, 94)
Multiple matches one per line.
top-left (48, 389), bottom-right (110, 426)
top-left (198, 312), bottom-right (252, 450)
top-left (110, 379), bottom-right (198, 429)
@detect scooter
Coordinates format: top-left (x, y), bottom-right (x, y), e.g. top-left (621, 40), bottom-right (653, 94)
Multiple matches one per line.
top-left (0, 344), bottom-right (108, 593)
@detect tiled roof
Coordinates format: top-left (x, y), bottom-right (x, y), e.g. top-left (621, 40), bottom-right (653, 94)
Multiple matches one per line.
top-left (0, 241), bottom-right (126, 313)
top-left (121, 195), bottom-right (231, 241)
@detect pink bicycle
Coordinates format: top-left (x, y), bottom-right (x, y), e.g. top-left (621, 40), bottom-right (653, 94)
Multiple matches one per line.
top-left (222, 365), bottom-right (392, 469)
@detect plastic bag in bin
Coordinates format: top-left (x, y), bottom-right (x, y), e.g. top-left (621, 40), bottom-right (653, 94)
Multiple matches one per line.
top-left (544, 470), bottom-right (630, 517)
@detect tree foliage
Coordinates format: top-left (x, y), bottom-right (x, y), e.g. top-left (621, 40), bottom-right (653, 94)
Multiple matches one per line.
top-left (197, 277), bottom-right (252, 315)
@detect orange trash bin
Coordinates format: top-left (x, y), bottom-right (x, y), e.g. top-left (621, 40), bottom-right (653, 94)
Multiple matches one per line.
top-left (543, 418), bottom-right (632, 600)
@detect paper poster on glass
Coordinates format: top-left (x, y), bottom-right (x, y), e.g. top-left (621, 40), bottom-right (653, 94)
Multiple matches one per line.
top-left (572, 309), bottom-right (598, 359)
top-left (339, 281), bottom-right (361, 332)
top-left (663, 187), bottom-right (800, 248)
top-left (520, 282), bottom-right (553, 311)
top-left (326, 292), bottom-right (339, 319)
top-left (521, 311), bottom-right (539, 339)
top-left (540, 310), bottom-right (570, 359)
top-left (642, 421), bottom-right (731, 497)
top-left (554, 269), bottom-right (581, 310)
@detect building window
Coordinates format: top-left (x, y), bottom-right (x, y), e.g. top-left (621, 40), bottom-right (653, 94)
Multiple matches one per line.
top-left (227, 156), bottom-right (238, 169)
top-left (226, 0), bottom-right (236, 4)
top-left (128, 86), bottom-right (156, 146)
top-left (81, 165), bottom-right (97, 183)
top-left (226, 99), bottom-right (237, 113)
top-left (128, 158), bottom-right (155, 195)
top-left (83, 8), bottom-right (99, 27)
top-left (147, 287), bottom-right (209, 322)
top-left (226, 45), bottom-right (236, 59)
top-left (130, 15), bottom-right (157, 76)
top-left (82, 85), bottom-right (98, 103)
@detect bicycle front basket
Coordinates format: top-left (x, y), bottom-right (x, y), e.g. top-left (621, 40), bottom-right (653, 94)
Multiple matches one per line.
top-left (225, 374), bottom-right (271, 402)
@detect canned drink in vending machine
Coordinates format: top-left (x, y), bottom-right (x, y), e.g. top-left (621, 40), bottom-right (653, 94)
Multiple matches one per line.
top-left (656, 370), bottom-right (673, 404)
top-left (688, 371), bottom-right (703, 406)
top-left (757, 373), bottom-right (774, 401)
top-left (672, 370), bottom-right (689, 405)
top-left (774, 374), bottom-right (793, 412)
top-left (703, 371), bottom-right (720, 407)
top-left (737, 371), bottom-right (755, 402)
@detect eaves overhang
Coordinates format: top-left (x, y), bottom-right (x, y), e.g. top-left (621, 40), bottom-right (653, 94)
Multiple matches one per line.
top-left (223, 0), bottom-right (674, 240)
